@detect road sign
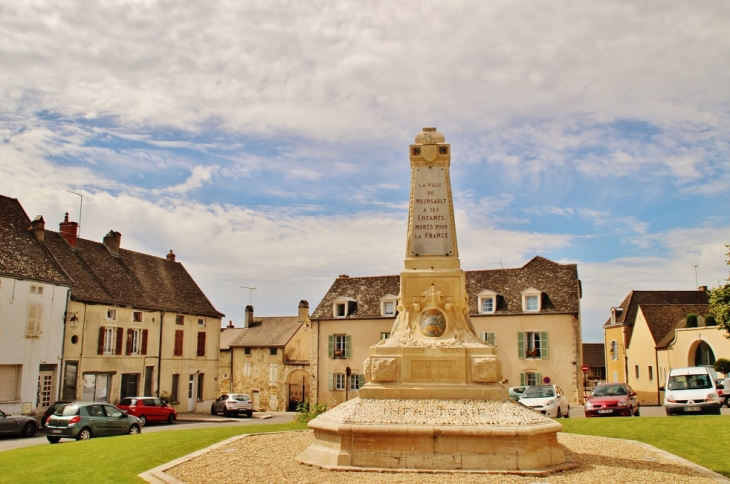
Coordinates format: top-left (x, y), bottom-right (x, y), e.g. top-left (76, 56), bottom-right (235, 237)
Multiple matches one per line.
top-left (581, 364), bottom-right (589, 373)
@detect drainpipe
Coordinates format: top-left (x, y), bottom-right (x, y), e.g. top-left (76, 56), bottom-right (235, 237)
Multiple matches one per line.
top-left (156, 311), bottom-right (165, 397)
top-left (230, 347), bottom-right (234, 393)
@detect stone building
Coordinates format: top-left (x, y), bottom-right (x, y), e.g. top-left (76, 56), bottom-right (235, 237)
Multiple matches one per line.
top-left (40, 213), bottom-right (223, 412)
top-left (309, 256), bottom-right (584, 407)
top-left (218, 302), bottom-right (310, 412)
top-left (0, 196), bottom-right (73, 415)
top-left (581, 342), bottom-right (606, 395)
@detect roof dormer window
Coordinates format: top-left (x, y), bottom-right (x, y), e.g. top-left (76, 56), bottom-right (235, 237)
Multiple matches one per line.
top-left (521, 288), bottom-right (542, 312)
top-left (380, 294), bottom-right (398, 317)
top-left (477, 290), bottom-right (497, 314)
top-left (610, 307), bottom-right (623, 325)
top-left (333, 296), bottom-right (356, 318)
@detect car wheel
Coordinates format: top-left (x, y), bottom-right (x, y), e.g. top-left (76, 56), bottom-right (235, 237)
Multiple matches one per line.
top-left (47, 436), bottom-right (61, 444)
top-left (76, 428), bottom-right (92, 441)
top-left (138, 415), bottom-right (147, 426)
top-left (246, 410), bottom-right (253, 418)
top-left (634, 407), bottom-right (640, 417)
top-left (210, 405), bottom-right (217, 416)
top-left (564, 406), bottom-right (570, 418)
top-left (128, 425), bottom-right (140, 435)
top-left (223, 409), bottom-right (231, 417)
top-left (725, 398), bottom-right (730, 408)
top-left (167, 413), bottom-right (175, 424)
top-left (21, 422), bottom-right (36, 437)
top-left (711, 408), bottom-right (722, 416)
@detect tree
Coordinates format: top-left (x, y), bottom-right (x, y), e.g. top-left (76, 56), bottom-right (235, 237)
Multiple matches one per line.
top-left (715, 358), bottom-right (730, 376)
top-left (686, 313), bottom-right (698, 328)
top-left (709, 244), bottom-right (730, 339)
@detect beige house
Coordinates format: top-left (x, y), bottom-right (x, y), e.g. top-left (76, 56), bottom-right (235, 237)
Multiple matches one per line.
top-left (41, 214), bottom-right (223, 412)
top-left (602, 288), bottom-right (726, 405)
top-left (309, 256), bottom-right (584, 407)
top-left (218, 302), bottom-right (310, 412)
top-left (581, 343), bottom-right (606, 395)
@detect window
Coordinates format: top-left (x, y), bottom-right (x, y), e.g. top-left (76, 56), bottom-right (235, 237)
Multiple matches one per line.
top-left (269, 364), bottom-right (278, 385)
top-left (120, 374), bottom-right (139, 399)
top-left (171, 374), bottom-right (180, 403)
top-left (126, 329), bottom-right (148, 355)
top-left (30, 285), bottom-right (43, 295)
top-left (648, 366), bottom-right (654, 381)
top-left (197, 332), bottom-right (206, 357)
top-left (329, 334), bottom-right (351, 359)
top-left (0, 365), bottom-right (21, 401)
top-left (521, 288), bottom-right (541, 312)
top-left (594, 367), bottom-right (604, 379)
top-left (635, 365), bottom-right (640, 379)
top-left (518, 332), bottom-right (548, 359)
top-left (477, 290), bottom-right (497, 314)
top-left (106, 308), bottom-right (117, 321)
top-left (62, 361), bottom-right (78, 400)
top-left (332, 296), bottom-right (356, 318)
top-left (98, 326), bottom-right (123, 355)
top-left (175, 314), bottom-right (184, 325)
top-left (82, 374), bottom-right (110, 402)
top-left (520, 371), bottom-right (541, 386)
top-left (610, 340), bottom-right (618, 360)
top-left (174, 330), bottom-right (184, 356)
top-left (479, 331), bottom-right (496, 346)
top-left (350, 374), bottom-right (363, 391)
top-left (26, 303), bottom-right (42, 337)
top-left (133, 311), bottom-right (142, 323)
top-left (197, 373), bottom-right (204, 401)
top-left (197, 318), bottom-right (206, 327)
top-left (335, 303), bottom-right (346, 317)
top-left (381, 295), bottom-right (398, 317)
top-left (269, 348), bottom-right (278, 356)
top-left (244, 347), bottom-right (251, 355)
top-left (335, 373), bottom-right (346, 390)
top-left (243, 362), bottom-right (251, 376)
top-left (380, 332), bottom-right (390, 341)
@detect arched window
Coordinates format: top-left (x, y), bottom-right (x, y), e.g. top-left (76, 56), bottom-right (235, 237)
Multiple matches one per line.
top-left (694, 341), bottom-right (716, 367)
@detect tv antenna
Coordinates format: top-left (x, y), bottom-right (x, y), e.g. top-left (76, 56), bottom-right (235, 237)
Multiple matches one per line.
top-left (693, 263), bottom-right (698, 288)
top-left (240, 286), bottom-right (257, 306)
top-left (67, 190), bottom-right (83, 237)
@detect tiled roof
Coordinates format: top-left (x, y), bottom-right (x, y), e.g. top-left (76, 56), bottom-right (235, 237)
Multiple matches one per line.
top-left (220, 316), bottom-right (302, 349)
top-left (311, 256), bottom-right (581, 319)
top-left (42, 230), bottom-right (223, 318)
top-left (0, 195), bottom-right (72, 285)
top-left (603, 290), bottom-right (708, 329)
top-left (640, 304), bottom-right (711, 348)
top-left (582, 343), bottom-right (605, 367)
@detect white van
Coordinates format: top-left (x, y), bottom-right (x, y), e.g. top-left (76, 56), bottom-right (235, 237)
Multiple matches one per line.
top-left (663, 367), bottom-right (721, 416)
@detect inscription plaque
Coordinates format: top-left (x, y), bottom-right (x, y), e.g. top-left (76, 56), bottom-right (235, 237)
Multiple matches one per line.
top-left (411, 359), bottom-right (456, 379)
top-left (411, 166), bottom-right (452, 256)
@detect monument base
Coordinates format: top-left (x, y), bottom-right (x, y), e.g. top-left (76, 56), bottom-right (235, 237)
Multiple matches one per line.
top-left (296, 398), bottom-right (576, 474)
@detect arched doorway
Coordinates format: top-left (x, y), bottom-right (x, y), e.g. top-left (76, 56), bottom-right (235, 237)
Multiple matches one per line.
top-left (694, 341), bottom-right (716, 367)
top-left (286, 369), bottom-right (310, 411)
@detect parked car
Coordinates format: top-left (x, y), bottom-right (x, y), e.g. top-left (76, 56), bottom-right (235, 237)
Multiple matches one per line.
top-left (584, 383), bottom-right (639, 417)
top-left (508, 386), bottom-right (527, 401)
top-left (45, 402), bottom-right (142, 443)
top-left (39, 400), bottom-right (74, 429)
top-left (518, 385), bottom-right (570, 418)
top-left (116, 397), bottom-right (177, 426)
top-left (715, 378), bottom-right (730, 408)
top-left (211, 393), bottom-right (253, 417)
top-left (0, 409), bottom-right (37, 438)
top-left (663, 366), bottom-right (721, 416)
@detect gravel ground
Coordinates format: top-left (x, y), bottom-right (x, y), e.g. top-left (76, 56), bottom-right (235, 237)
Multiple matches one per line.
top-left (165, 431), bottom-right (722, 483)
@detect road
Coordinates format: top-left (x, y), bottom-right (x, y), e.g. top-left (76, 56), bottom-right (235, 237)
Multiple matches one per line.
top-left (0, 412), bottom-right (297, 453)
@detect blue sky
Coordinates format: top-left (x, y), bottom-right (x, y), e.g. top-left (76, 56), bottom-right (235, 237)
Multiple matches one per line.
top-left (2, 1), bottom-right (729, 343)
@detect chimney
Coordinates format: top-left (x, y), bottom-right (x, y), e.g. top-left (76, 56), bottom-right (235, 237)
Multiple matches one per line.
top-left (244, 305), bottom-right (254, 328)
top-left (699, 286), bottom-right (708, 292)
top-left (338, 274), bottom-right (349, 279)
top-left (227, 320), bottom-right (234, 329)
top-left (298, 300), bottom-right (310, 325)
top-left (166, 250), bottom-right (176, 262)
top-left (103, 230), bottom-right (122, 256)
top-left (29, 215), bottom-right (45, 242)
top-left (59, 212), bottom-right (79, 247)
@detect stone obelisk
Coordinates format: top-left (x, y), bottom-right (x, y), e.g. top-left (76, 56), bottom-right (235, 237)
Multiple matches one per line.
top-left (297, 128), bottom-right (574, 474)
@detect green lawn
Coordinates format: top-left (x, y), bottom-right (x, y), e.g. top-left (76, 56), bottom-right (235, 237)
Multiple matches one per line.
top-left (0, 417), bottom-right (728, 483)
top-left (560, 415), bottom-right (730, 477)
top-left (0, 421), bottom-right (307, 484)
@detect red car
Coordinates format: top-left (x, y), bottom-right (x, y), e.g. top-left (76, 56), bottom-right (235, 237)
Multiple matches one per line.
top-left (584, 383), bottom-right (640, 417)
top-left (116, 397), bottom-right (176, 426)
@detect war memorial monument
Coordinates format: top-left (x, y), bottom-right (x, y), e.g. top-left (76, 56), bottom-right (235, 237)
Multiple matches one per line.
top-left (297, 128), bottom-right (576, 474)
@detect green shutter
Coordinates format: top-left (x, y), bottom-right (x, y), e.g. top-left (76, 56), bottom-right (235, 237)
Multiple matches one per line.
top-left (358, 374), bottom-right (365, 387)
top-left (344, 335), bottom-right (351, 359)
top-left (486, 332), bottom-right (496, 346)
top-left (520, 372), bottom-right (525, 386)
top-left (536, 372), bottom-right (542, 384)
top-left (328, 335), bottom-right (334, 359)
top-left (540, 332), bottom-right (549, 359)
top-left (517, 332), bottom-right (525, 359)
top-left (328, 373), bottom-right (333, 391)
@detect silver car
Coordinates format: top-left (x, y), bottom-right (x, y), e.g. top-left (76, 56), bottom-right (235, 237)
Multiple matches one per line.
top-left (45, 402), bottom-right (142, 443)
top-left (211, 393), bottom-right (253, 417)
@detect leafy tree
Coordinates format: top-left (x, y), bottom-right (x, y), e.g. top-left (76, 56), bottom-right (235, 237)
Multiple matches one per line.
top-left (686, 313), bottom-right (698, 328)
top-left (715, 358), bottom-right (730, 376)
top-left (709, 244), bottom-right (730, 338)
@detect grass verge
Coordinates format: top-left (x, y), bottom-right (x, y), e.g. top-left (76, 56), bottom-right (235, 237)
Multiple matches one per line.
top-left (0, 421), bottom-right (308, 484)
top-left (560, 415), bottom-right (730, 477)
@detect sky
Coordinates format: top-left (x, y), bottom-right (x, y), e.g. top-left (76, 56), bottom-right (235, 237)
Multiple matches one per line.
top-left (1, 1), bottom-right (729, 343)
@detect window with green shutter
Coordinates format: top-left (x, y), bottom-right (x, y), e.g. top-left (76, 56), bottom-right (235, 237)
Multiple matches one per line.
top-left (331, 334), bottom-right (350, 359)
top-left (519, 331), bottom-right (549, 359)
top-left (328, 373), bottom-right (333, 391)
top-left (480, 331), bottom-right (496, 346)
